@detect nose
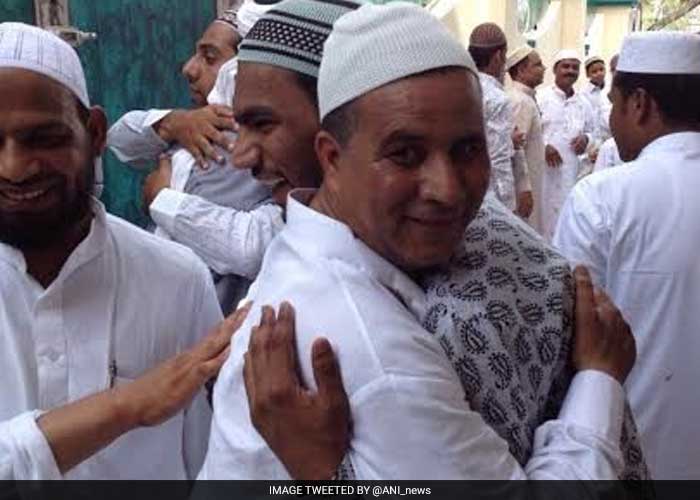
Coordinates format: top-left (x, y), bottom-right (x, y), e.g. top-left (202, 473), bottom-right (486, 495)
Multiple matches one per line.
top-left (420, 154), bottom-right (465, 208)
top-left (231, 131), bottom-right (262, 171)
top-left (182, 55), bottom-right (199, 82)
top-left (0, 140), bottom-right (41, 183)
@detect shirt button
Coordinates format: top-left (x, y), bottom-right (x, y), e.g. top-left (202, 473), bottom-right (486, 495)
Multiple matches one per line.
top-left (46, 350), bottom-right (61, 362)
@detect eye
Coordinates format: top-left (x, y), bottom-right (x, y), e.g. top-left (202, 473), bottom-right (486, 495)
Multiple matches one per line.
top-left (454, 139), bottom-right (486, 163)
top-left (29, 132), bottom-right (71, 149)
top-left (387, 146), bottom-right (423, 167)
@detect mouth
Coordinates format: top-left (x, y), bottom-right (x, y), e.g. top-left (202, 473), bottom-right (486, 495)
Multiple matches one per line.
top-left (0, 181), bottom-right (60, 211)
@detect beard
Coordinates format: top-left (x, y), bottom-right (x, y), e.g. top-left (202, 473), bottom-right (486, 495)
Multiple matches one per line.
top-left (0, 161), bottom-right (95, 250)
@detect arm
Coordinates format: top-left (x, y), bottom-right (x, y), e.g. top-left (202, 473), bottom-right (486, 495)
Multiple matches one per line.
top-left (107, 110), bottom-right (172, 169)
top-left (244, 279), bottom-right (634, 480)
top-left (552, 182), bottom-right (609, 287)
top-left (512, 150), bottom-right (533, 218)
top-left (0, 305), bottom-right (249, 480)
top-left (150, 190), bottom-right (284, 279)
top-left (486, 98), bottom-right (517, 209)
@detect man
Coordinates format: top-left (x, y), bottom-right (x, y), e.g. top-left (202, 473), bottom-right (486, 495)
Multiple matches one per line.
top-left (506, 45), bottom-right (546, 235)
top-left (114, 2), bottom-right (279, 313)
top-left (593, 137), bottom-right (622, 172)
top-left (468, 24), bottom-right (532, 218)
top-left (554, 32), bottom-right (700, 480)
top-left (198, 1), bottom-right (637, 480)
top-left (580, 55), bottom-right (612, 173)
top-left (537, 50), bottom-right (595, 241)
top-left (0, 22), bottom-right (224, 479)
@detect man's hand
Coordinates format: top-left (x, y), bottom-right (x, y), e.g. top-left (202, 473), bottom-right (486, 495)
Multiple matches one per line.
top-left (142, 154), bottom-right (172, 211)
top-left (37, 302), bottom-right (251, 474)
top-left (571, 134), bottom-right (589, 156)
top-left (512, 126), bottom-right (526, 150)
top-left (545, 144), bottom-right (563, 168)
top-left (515, 191), bottom-right (534, 219)
top-left (116, 302), bottom-right (252, 427)
top-left (154, 105), bottom-right (236, 168)
top-left (588, 146), bottom-right (600, 164)
top-left (244, 303), bottom-right (351, 480)
top-left (572, 266), bottom-right (636, 384)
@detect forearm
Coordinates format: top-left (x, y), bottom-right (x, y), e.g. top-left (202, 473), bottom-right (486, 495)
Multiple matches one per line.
top-left (512, 150), bottom-right (531, 194)
top-left (37, 387), bottom-right (139, 474)
top-left (107, 109), bottom-right (171, 168)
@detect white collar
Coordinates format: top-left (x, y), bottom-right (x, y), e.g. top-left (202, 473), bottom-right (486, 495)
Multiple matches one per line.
top-left (479, 72), bottom-right (504, 90)
top-left (0, 199), bottom-right (108, 287)
top-left (284, 189), bottom-right (427, 318)
top-left (551, 84), bottom-right (577, 100)
top-left (511, 80), bottom-right (536, 98)
top-left (637, 132), bottom-right (700, 162)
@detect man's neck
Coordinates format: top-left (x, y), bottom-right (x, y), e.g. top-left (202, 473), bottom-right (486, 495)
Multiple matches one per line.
top-left (556, 82), bottom-right (574, 97)
top-left (22, 212), bottom-right (93, 289)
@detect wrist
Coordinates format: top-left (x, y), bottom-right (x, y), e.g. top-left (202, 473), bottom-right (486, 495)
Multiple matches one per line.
top-left (109, 384), bottom-right (145, 432)
top-left (154, 110), bottom-right (185, 143)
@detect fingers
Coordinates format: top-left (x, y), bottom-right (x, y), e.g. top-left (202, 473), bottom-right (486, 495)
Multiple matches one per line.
top-left (198, 302), bottom-right (253, 360)
top-left (200, 345), bottom-right (232, 380)
top-left (195, 135), bottom-right (219, 167)
top-left (157, 153), bottom-right (172, 170)
top-left (209, 104), bottom-right (234, 119)
top-left (574, 265), bottom-right (596, 331)
top-left (311, 338), bottom-right (346, 402)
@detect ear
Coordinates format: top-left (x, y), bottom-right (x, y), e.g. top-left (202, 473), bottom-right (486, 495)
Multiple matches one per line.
top-left (87, 106), bottom-right (108, 156)
top-left (315, 129), bottom-right (343, 177)
top-left (633, 88), bottom-right (654, 127)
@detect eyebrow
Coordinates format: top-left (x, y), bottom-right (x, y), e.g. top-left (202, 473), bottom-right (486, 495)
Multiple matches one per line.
top-left (234, 106), bottom-right (277, 124)
top-left (197, 43), bottom-right (221, 54)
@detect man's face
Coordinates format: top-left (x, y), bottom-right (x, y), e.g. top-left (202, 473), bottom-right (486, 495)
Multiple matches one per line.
top-left (321, 69), bottom-right (489, 273)
top-left (554, 59), bottom-right (580, 91)
top-left (521, 51), bottom-right (545, 88)
top-left (182, 23), bottom-right (238, 106)
top-left (0, 68), bottom-right (103, 249)
top-left (608, 84), bottom-right (641, 162)
top-left (587, 61), bottom-right (606, 88)
top-left (232, 63), bottom-right (321, 205)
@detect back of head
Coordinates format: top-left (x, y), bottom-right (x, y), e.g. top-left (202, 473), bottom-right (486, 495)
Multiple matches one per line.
top-left (615, 31), bottom-right (700, 127)
top-left (468, 22), bottom-right (507, 71)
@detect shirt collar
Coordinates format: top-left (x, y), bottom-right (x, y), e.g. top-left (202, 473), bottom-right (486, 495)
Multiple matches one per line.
top-left (637, 132), bottom-right (700, 162)
top-left (284, 189), bottom-right (427, 318)
top-left (0, 199), bottom-right (108, 285)
top-left (511, 80), bottom-right (536, 98)
top-left (479, 72), bottom-right (504, 90)
top-left (552, 83), bottom-right (576, 100)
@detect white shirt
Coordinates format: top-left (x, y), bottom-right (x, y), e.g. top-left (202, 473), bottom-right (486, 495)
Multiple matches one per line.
top-left (198, 190), bottom-right (626, 480)
top-left (107, 109), bottom-right (172, 169)
top-left (594, 137), bottom-right (622, 172)
top-left (0, 202), bottom-right (223, 480)
top-left (537, 85), bottom-right (595, 241)
top-left (508, 81), bottom-right (546, 234)
top-left (553, 132), bottom-right (700, 479)
top-left (480, 73), bottom-right (517, 211)
top-left (581, 81), bottom-right (611, 144)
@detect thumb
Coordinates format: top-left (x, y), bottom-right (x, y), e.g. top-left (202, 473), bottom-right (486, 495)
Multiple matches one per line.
top-left (311, 338), bottom-right (346, 401)
top-left (574, 265), bottom-right (596, 331)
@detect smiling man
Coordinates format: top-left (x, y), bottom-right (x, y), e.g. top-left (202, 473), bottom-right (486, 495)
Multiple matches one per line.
top-left (198, 1), bottom-right (638, 480)
top-left (536, 50), bottom-right (595, 241)
top-left (0, 22), bottom-right (224, 479)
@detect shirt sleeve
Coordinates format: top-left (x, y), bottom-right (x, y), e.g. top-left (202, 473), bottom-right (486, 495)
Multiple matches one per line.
top-left (349, 370), bottom-right (624, 479)
top-left (181, 261), bottom-right (224, 479)
top-left (512, 149), bottom-right (532, 194)
top-left (486, 97), bottom-right (517, 209)
top-left (149, 189), bottom-right (285, 279)
top-left (552, 181), bottom-right (609, 287)
top-left (106, 109), bottom-right (172, 168)
top-left (0, 411), bottom-right (62, 480)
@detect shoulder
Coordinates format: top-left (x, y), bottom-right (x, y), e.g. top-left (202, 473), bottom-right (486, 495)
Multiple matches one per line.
top-left (106, 214), bottom-right (210, 282)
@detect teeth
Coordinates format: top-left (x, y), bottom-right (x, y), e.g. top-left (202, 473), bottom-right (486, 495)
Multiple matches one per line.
top-left (2, 188), bottom-right (48, 201)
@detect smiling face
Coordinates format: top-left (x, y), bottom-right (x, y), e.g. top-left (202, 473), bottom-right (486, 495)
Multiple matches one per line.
top-left (182, 22), bottom-right (239, 106)
top-left (554, 58), bottom-right (580, 92)
top-left (232, 63), bottom-right (321, 205)
top-left (0, 68), bottom-right (105, 249)
top-left (317, 68), bottom-right (490, 273)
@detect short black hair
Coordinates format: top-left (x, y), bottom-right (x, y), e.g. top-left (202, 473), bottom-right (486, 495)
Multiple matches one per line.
top-left (614, 71), bottom-right (700, 126)
top-left (321, 99), bottom-right (358, 148)
top-left (294, 72), bottom-right (319, 109)
top-left (508, 56), bottom-right (529, 81)
top-left (468, 44), bottom-right (506, 71)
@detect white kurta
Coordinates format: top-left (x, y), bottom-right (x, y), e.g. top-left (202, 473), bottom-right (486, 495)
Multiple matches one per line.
top-left (0, 202), bottom-right (223, 480)
top-left (593, 137), bottom-right (622, 172)
top-left (537, 85), bottom-right (595, 241)
top-left (480, 73), bottom-right (516, 211)
top-left (198, 189), bottom-right (626, 480)
top-left (508, 81), bottom-right (546, 235)
top-left (553, 132), bottom-right (700, 479)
